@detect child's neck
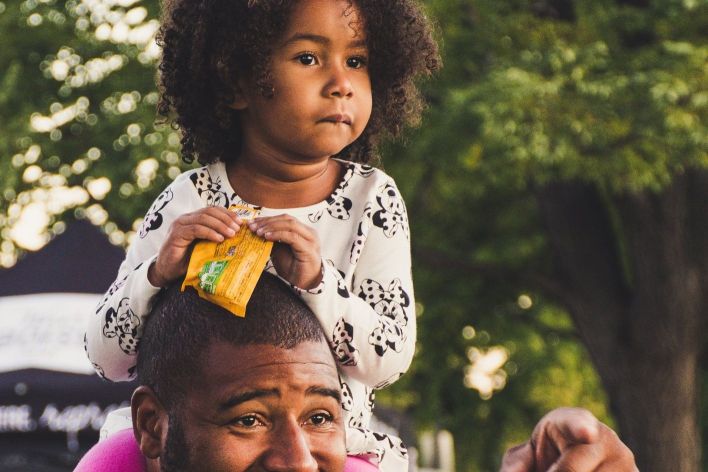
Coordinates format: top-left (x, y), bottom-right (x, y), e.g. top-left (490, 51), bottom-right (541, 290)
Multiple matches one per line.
top-left (226, 154), bottom-right (343, 209)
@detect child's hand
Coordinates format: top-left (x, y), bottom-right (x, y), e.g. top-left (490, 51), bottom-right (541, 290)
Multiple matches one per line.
top-left (249, 215), bottom-right (323, 290)
top-left (148, 207), bottom-right (242, 287)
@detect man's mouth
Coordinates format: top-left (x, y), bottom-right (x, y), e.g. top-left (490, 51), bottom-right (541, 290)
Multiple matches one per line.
top-left (320, 114), bottom-right (352, 125)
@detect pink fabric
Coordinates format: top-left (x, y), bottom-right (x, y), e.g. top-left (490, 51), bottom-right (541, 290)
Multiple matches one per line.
top-left (344, 456), bottom-right (379, 471)
top-left (74, 429), bottom-right (146, 472)
top-left (74, 428), bottom-right (377, 471)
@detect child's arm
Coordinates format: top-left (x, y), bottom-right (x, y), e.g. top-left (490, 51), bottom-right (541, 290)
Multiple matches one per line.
top-left (85, 184), bottom-right (240, 381)
top-left (253, 179), bottom-right (415, 388)
top-left (306, 187), bottom-right (415, 388)
top-left (85, 186), bottom-right (176, 381)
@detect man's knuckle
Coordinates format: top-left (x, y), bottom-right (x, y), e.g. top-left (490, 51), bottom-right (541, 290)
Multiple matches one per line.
top-left (621, 446), bottom-right (636, 471)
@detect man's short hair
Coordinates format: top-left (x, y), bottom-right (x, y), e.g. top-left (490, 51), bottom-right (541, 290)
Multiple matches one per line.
top-left (136, 273), bottom-right (326, 409)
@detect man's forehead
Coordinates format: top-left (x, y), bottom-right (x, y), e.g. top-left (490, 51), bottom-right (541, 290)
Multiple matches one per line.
top-left (194, 341), bottom-right (339, 394)
top-left (206, 340), bottom-right (335, 365)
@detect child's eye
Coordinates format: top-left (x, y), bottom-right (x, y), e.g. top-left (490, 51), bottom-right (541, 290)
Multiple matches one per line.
top-left (296, 53), bottom-right (318, 66)
top-left (347, 56), bottom-right (368, 69)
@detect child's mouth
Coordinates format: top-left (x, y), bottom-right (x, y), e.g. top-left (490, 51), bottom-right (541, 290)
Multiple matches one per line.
top-left (320, 114), bottom-right (352, 125)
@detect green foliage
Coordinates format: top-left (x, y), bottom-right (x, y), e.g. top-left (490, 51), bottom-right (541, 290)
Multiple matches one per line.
top-left (423, 0), bottom-right (707, 193)
top-left (0, 0), bottom-right (186, 262)
top-left (378, 0), bottom-right (706, 469)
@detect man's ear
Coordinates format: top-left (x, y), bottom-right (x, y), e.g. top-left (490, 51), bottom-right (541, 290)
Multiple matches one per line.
top-left (131, 386), bottom-right (168, 460)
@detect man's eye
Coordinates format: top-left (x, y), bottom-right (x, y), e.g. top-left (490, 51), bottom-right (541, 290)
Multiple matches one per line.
top-left (309, 413), bottom-right (334, 426)
top-left (233, 415), bottom-right (261, 428)
top-left (297, 53), bottom-right (317, 65)
top-left (347, 56), bottom-right (367, 69)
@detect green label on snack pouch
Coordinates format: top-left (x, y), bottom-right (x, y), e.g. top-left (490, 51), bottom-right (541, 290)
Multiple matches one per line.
top-left (198, 260), bottom-right (228, 294)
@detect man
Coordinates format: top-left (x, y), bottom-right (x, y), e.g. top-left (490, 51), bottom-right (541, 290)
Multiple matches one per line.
top-left (133, 273), bottom-right (348, 471)
top-left (77, 274), bottom-right (636, 471)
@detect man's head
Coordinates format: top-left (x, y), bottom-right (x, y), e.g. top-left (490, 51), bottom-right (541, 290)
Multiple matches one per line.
top-left (132, 273), bottom-right (346, 472)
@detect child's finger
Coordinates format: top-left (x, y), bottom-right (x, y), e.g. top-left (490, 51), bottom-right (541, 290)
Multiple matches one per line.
top-left (179, 212), bottom-right (238, 239)
top-left (251, 221), bottom-right (317, 249)
top-left (262, 226), bottom-right (319, 256)
top-left (249, 216), bottom-right (314, 239)
top-left (253, 222), bottom-right (314, 241)
top-left (250, 214), bottom-right (307, 232)
top-left (261, 229), bottom-right (312, 252)
top-left (181, 223), bottom-right (228, 243)
top-left (200, 206), bottom-right (243, 229)
top-left (251, 214), bottom-right (289, 224)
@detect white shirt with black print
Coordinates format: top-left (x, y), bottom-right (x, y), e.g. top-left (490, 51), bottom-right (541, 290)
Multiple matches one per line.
top-left (85, 159), bottom-right (414, 471)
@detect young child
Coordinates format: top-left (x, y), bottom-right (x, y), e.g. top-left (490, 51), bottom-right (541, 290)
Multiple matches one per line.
top-left (85, 0), bottom-right (439, 470)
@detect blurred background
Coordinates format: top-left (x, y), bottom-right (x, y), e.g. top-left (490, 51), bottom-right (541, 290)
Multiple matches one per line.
top-left (0, 0), bottom-right (706, 471)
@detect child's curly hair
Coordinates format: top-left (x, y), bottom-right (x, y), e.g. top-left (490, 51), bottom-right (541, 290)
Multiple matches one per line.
top-left (157, 0), bottom-right (441, 166)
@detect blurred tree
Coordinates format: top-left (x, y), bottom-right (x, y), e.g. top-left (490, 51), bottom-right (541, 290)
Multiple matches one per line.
top-left (382, 0), bottom-right (706, 470)
top-left (0, 0), bottom-right (186, 263)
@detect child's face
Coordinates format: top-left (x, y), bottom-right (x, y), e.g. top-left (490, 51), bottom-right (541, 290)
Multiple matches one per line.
top-left (234, 0), bottom-right (372, 163)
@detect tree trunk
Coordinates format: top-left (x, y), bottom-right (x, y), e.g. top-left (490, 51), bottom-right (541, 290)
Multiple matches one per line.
top-left (610, 345), bottom-right (700, 472)
top-left (536, 176), bottom-right (704, 472)
top-left (569, 300), bottom-right (701, 472)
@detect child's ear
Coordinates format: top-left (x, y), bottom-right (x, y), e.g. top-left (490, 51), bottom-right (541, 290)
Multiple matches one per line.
top-left (217, 58), bottom-right (248, 110)
top-left (229, 77), bottom-right (250, 110)
top-left (131, 386), bottom-right (169, 460)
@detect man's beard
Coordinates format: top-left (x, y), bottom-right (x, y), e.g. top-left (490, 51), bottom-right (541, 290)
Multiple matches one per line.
top-left (161, 414), bottom-right (192, 472)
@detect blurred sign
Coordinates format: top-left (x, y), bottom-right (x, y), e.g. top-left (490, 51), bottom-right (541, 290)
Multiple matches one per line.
top-left (0, 221), bottom-right (133, 469)
top-left (0, 293), bottom-right (99, 374)
top-left (0, 290), bottom-right (134, 446)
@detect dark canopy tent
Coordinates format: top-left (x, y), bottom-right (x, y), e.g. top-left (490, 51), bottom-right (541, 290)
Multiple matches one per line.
top-left (0, 220), bottom-right (135, 471)
top-left (0, 219), bottom-right (125, 295)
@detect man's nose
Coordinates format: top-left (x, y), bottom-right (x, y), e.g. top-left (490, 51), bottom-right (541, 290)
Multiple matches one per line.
top-left (262, 419), bottom-right (318, 472)
top-left (324, 64), bottom-right (354, 98)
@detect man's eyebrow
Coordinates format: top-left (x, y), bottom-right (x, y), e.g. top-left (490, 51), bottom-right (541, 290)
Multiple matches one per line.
top-left (307, 386), bottom-right (341, 402)
top-left (282, 33), bottom-right (367, 49)
top-left (218, 389), bottom-right (279, 411)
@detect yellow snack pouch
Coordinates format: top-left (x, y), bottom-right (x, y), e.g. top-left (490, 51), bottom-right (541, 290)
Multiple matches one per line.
top-left (181, 205), bottom-right (273, 317)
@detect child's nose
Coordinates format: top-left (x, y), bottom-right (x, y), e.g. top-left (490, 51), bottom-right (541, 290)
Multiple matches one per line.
top-left (324, 65), bottom-right (353, 98)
